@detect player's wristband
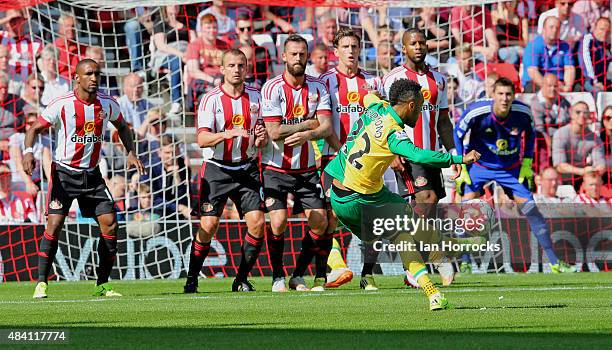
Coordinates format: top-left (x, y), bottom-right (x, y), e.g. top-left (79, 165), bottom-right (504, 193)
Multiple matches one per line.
top-left (23, 147), bottom-right (34, 155)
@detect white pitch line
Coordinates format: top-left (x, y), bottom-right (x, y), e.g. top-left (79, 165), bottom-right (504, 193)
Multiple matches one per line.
top-left (1, 285), bottom-right (612, 305)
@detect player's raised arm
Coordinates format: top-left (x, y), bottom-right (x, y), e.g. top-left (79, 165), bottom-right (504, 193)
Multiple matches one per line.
top-left (385, 78), bottom-right (480, 167)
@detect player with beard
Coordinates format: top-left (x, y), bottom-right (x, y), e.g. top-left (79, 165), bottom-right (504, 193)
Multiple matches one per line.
top-left (382, 28), bottom-right (459, 288)
top-left (26, 59), bottom-right (145, 298)
top-left (261, 35), bottom-right (334, 292)
top-left (184, 49), bottom-right (268, 293)
top-left (318, 28), bottom-right (384, 290)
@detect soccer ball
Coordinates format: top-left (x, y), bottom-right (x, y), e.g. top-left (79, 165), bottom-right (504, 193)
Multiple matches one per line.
top-left (458, 199), bottom-right (496, 237)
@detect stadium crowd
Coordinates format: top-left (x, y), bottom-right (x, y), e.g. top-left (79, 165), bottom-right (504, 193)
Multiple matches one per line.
top-left (0, 0), bottom-right (610, 224)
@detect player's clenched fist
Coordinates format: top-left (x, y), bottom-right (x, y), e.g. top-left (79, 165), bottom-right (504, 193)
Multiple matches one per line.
top-left (462, 150), bottom-right (481, 165)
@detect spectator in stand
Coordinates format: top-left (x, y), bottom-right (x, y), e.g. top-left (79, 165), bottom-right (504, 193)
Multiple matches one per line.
top-left (537, 0), bottom-right (586, 48)
top-left (0, 10), bottom-right (42, 94)
top-left (305, 43), bottom-right (328, 78)
top-left (8, 105), bottom-right (51, 196)
top-left (196, 0), bottom-right (236, 37)
top-left (450, 5), bottom-right (500, 62)
top-left (523, 16), bottom-right (575, 93)
top-left (84, 46), bottom-right (119, 96)
top-left (362, 23), bottom-right (402, 64)
top-left (492, 0), bottom-right (528, 65)
top-left (531, 74), bottom-right (572, 138)
top-left (531, 74), bottom-right (572, 172)
top-left (316, 14), bottom-right (338, 66)
top-left (233, 14), bottom-right (270, 86)
top-left (447, 76), bottom-right (464, 123)
top-left (150, 5), bottom-right (191, 118)
top-left (477, 72), bottom-right (499, 99)
top-left (128, 183), bottom-right (161, 221)
top-left (446, 44), bottom-right (485, 103)
top-left (108, 175), bottom-right (126, 212)
top-left (553, 101), bottom-right (605, 189)
top-left (123, 7), bottom-right (152, 72)
top-left (141, 135), bottom-right (191, 219)
top-left (574, 172), bottom-right (612, 216)
top-left (578, 17), bottom-right (611, 93)
top-left (534, 167), bottom-right (575, 203)
top-left (599, 106), bottom-right (612, 185)
top-left (136, 109), bottom-right (166, 152)
top-left (0, 45), bottom-right (9, 76)
top-left (572, 0), bottom-right (611, 31)
top-left (261, 6), bottom-right (314, 34)
top-left (20, 74), bottom-right (43, 110)
top-left (117, 73), bottom-right (153, 131)
top-left (413, 7), bottom-right (450, 63)
top-left (0, 163), bottom-right (38, 223)
top-left (0, 71), bottom-right (25, 157)
top-left (53, 14), bottom-right (87, 80)
top-left (185, 13), bottom-right (229, 111)
top-left (37, 45), bottom-right (70, 107)
top-left (365, 40), bottom-right (397, 77)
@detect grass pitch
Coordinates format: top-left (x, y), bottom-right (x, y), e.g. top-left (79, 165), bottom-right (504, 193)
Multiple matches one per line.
top-left (2, 273), bottom-right (612, 349)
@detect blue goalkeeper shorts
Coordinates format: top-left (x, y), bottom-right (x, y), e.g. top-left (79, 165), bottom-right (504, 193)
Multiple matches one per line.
top-left (464, 164), bottom-right (533, 200)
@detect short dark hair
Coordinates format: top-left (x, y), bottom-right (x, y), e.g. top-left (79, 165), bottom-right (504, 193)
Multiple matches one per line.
top-left (333, 27), bottom-right (360, 48)
top-left (75, 58), bottom-right (99, 74)
top-left (402, 27), bottom-right (425, 44)
top-left (493, 77), bottom-right (515, 93)
top-left (284, 34), bottom-right (308, 49)
top-left (389, 78), bottom-right (422, 106)
top-left (221, 48), bottom-right (247, 65)
top-left (236, 13), bottom-right (251, 22)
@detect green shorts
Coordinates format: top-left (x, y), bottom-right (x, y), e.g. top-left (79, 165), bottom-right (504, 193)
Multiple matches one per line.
top-left (330, 184), bottom-right (411, 242)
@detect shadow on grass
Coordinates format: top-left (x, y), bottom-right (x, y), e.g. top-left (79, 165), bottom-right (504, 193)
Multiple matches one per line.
top-left (5, 327), bottom-right (611, 350)
top-left (454, 304), bottom-right (567, 310)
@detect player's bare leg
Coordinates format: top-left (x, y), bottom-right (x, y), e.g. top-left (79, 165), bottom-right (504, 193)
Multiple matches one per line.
top-left (233, 210), bottom-right (265, 292)
top-left (268, 209), bottom-right (288, 292)
top-left (93, 212), bottom-right (122, 297)
top-left (184, 216), bottom-right (219, 293)
top-left (290, 208), bottom-right (329, 291)
top-left (33, 214), bottom-right (66, 299)
top-left (406, 190), bottom-right (456, 287)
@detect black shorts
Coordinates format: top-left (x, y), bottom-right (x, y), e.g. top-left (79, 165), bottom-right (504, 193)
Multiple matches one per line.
top-left (262, 168), bottom-right (325, 211)
top-left (47, 163), bottom-right (116, 218)
top-left (198, 160), bottom-right (263, 217)
top-left (319, 155), bottom-right (335, 202)
top-left (395, 159), bottom-right (446, 200)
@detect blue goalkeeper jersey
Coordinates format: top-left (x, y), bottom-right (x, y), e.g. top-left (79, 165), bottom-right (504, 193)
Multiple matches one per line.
top-left (454, 99), bottom-right (534, 170)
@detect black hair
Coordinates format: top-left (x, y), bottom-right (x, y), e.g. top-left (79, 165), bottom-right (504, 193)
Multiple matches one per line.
top-left (402, 27), bottom-right (425, 44)
top-left (75, 58), bottom-right (99, 74)
top-left (388, 78), bottom-right (422, 106)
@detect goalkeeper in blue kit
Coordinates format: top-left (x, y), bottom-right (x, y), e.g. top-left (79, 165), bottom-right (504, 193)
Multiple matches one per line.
top-left (454, 78), bottom-right (575, 273)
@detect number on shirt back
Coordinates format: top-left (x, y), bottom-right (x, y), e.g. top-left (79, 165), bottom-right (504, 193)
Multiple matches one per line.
top-left (348, 133), bottom-right (370, 170)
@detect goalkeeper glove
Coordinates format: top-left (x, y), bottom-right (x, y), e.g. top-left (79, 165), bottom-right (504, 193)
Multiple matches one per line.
top-left (518, 158), bottom-right (535, 191)
top-left (454, 164), bottom-right (472, 196)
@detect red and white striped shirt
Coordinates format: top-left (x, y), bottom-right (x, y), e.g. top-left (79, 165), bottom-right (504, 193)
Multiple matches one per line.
top-left (261, 74), bottom-right (332, 172)
top-left (0, 32), bottom-right (42, 83)
top-left (39, 90), bottom-right (123, 170)
top-left (197, 85), bottom-right (262, 164)
top-left (319, 67), bottom-right (382, 156)
top-left (0, 194), bottom-right (38, 223)
top-left (382, 65), bottom-right (448, 151)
